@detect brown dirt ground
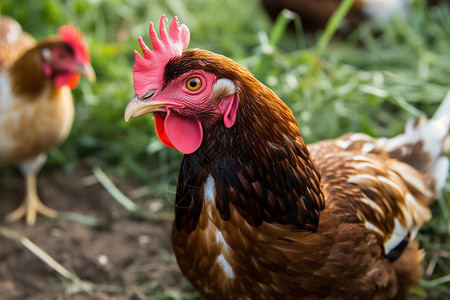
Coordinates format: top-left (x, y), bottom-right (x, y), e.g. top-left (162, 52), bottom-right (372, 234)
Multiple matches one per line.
top-left (0, 166), bottom-right (198, 299)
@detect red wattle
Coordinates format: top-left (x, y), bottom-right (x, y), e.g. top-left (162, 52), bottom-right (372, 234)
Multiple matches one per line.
top-left (154, 113), bottom-right (175, 149)
top-left (54, 73), bottom-right (80, 89)
top-left (164, 110), bottom-right (203, 154)
top-left (67, 73), bottom-right (80, 89)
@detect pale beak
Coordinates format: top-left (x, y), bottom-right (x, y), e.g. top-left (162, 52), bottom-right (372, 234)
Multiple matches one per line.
top-left (124, 95), bottom-right (173, 122)
top-left (78, 63), bottom-right (96, 82)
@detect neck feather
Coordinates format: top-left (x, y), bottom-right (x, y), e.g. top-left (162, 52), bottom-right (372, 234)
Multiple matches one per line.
top-left (9, 46), bottom-right (51, 97)
top-left (175, 73), bottom-right (324, 232)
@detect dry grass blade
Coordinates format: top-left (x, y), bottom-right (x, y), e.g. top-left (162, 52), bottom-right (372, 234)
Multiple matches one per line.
top-left (0, 226), bottom-right (92, 292)
top-left (92, 166), bottom-right (173, 221)
top-left (92, 166), bottom-right (139, 214)
top-left (56, 211), bottom-right (110, 227)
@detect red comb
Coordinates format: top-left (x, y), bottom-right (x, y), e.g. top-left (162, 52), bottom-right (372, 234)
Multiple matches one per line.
top-left (133, 15), bottom-right (190, 96)
top-left (59, 24), bottom-right (90, 63)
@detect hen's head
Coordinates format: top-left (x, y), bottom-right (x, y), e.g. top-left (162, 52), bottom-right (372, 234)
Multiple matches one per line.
top-left (39, 25), bottom-right (95, 89)
top-left (125, 16), bottom-right (240, 154)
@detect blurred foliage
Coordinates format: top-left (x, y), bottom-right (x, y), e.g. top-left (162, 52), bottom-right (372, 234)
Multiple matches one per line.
top-left (1, 0), bottom-right (449, 298)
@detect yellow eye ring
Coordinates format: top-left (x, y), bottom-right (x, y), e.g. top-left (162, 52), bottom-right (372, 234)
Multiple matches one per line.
top-left (185, 77), bottom-right (202, 91)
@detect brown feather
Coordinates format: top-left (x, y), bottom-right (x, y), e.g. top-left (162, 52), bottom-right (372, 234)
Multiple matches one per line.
top-left (8, 39), bottom-right (70, 98)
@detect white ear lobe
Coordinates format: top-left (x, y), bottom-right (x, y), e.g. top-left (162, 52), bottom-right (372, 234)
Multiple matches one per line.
top-left (41, 48), bottom-right (51, 61)
top-left (41, 48), bottom-right (53, 77)
top-left (213, 78), bottom-right (239, 128)
top-left (212, 78), bottom-right (236, 100)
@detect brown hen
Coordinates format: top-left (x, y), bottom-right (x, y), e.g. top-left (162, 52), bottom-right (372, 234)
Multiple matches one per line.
top-left (125, 16), bottom-right (449, 299)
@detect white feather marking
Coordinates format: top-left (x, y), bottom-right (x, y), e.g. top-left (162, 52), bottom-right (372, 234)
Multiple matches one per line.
top-left (6, 22), bottom-right (21, 44)
top-left (377, 176), bottom-right (404, 194)
top-left (335, 139), bottom-right (353, 149)
top-left (216, 254), bottom-right (235, 279)
top-left (362, 142), bottom-right (375, 153)
top-left (404, 193), bottom-right (431, 225)
top-left (399, 204), bottom-right (413, 230)
top-left (268, 141), bottom-right (279, 150)
top-left (384, 218), bottom-right (409, 255)
top-left (348, 173), bottom-right (378, 185)
top-left (388, 162), bottom-right (434, 198)
top-left (204, 175), bottom-right (215, 203)
top-left (433, 89), bottom-right (450, 120)
top-left (377, 90), bottom-right (450, 190)
top-left (354, 162), bottom-right (384, 173)
top-left (409, 227), bottom-right (420, 243)
top-left (203, 175), bottom-right (235, 279)
top-left (349, 133), bottom-right (372, 141)
top-left (414, 119), bottom-right (448, 161)
top-left (364, 221), bottom-right (384, 236)
top-left (360, 197), bottom-right (384, 216)
top-left (216, 231), bottom-right (230, 252)
top-left (433, 156), bottom-right (449, 190)
top-left (351, 155), bottom-right (383, 166)
top-left (0, 74), bottom-right (13, 108)
top-left (0, 75), bottom-right (18, 159)
top-left (404, 193), bottom-right (418, 210)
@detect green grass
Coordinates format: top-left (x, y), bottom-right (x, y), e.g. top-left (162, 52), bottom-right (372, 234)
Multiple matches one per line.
top-left (1, 0), bottom-right (449, 298)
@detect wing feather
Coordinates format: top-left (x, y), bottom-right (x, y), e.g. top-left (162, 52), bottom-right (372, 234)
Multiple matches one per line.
top-left (309, 134), bottom-right (433, 259)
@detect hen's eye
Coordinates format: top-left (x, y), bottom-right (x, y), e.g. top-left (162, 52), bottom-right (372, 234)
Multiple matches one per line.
top-left (57, 53), bottom-right (66, 60)
top-left (186, 77), bottom-right (202, 91)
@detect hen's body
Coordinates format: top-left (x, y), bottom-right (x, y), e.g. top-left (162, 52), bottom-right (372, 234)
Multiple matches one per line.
top-left (126, 17), bottom-right (449, 299)
top-left (0, 16), bottom-right (94, 225)
top-left (169, 64), bottom-right (441, 298)
top-left (173, 131), bottom-right (433, 299)
top-left (0, 74), bottom-right (74, 165)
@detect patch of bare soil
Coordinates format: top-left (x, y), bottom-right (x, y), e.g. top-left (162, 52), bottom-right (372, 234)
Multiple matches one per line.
top-left (0, 167), bottom-right (197, 299)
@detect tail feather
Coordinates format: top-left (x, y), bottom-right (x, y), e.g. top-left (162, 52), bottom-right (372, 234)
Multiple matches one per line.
top-left (432, 90), bottom-right (450, 121)
top-left (377, 91), bottom-right (450, 190)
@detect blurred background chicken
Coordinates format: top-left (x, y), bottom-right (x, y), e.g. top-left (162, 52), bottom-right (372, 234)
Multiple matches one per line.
top-left (125, 16), bottom-right (449, 299)
top-left (0, 16), bottom-right (95, 225)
